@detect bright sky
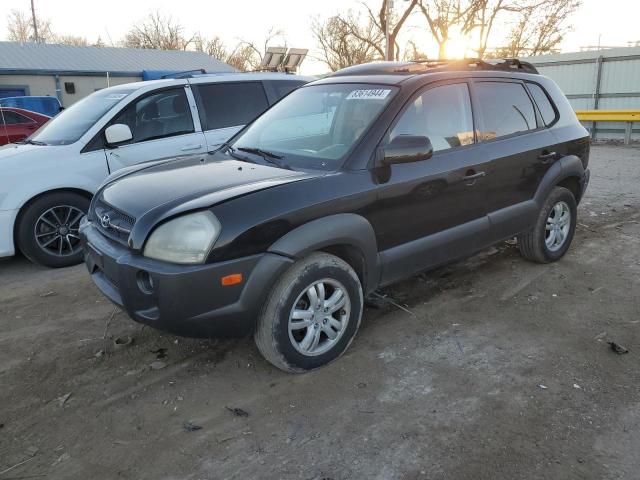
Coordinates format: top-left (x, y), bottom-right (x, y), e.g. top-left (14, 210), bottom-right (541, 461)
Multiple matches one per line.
top-left (2, 0), bottom-right (639, 75)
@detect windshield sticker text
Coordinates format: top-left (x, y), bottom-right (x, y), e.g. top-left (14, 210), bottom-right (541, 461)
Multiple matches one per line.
top-left (346, 89), bottom-right (391, 100)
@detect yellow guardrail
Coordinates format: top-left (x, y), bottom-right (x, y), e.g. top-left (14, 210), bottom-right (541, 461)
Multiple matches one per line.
top-left (575, 110), bottom-right (639, 144)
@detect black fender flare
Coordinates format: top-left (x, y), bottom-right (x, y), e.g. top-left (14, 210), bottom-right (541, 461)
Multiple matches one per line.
top-left (534, 155), bottom-right (585, 206)
top-left (268, 213), bottom-right (380, 292)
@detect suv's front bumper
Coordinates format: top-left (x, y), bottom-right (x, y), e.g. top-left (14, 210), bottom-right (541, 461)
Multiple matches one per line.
top-left (579, 168), bottom-right (590, 202)
top-left (79, 219), bottom-right (294, 338)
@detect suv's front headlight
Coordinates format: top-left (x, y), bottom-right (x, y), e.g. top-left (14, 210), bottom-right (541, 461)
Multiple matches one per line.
top-left (143, 211), bottom-right (221, 264)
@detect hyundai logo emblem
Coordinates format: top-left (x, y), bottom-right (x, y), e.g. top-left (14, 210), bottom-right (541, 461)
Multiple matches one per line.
top-left (100, 214), bottom-right (111, 229)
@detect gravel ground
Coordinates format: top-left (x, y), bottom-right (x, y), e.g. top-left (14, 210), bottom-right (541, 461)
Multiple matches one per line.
top-left (0, 144), bottom-right (639, 480)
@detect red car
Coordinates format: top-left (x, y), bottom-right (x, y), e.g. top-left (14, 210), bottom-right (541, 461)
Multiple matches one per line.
top-left (0, 107), bottom-right (50, 146)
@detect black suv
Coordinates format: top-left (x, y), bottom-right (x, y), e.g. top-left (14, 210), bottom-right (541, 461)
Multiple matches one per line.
top-left (80, 59), bottom-right (590, 372)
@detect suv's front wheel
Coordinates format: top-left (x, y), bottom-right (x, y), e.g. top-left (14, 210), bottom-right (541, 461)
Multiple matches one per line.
top-left (518, 186), bottom-right (577, 263)
top-left (254, 252), bottom-right (363, 373)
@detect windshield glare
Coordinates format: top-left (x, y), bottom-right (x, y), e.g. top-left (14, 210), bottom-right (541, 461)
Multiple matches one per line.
top-left (231, 83), bottom-right (397, 170)
top-left (30, 87), bottom-right (136, 145)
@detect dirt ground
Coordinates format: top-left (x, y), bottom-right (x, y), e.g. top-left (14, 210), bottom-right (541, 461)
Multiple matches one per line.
top-left (1, 144), bottom-right (639, 480)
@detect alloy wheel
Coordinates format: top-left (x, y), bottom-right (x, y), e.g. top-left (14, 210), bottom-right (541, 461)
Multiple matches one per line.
top-left (288, 279), bottom-right (351, 356)
top-left (545, 201), bottom-right (571, 252)
top-left (34, 205), bottom-right (85, 257)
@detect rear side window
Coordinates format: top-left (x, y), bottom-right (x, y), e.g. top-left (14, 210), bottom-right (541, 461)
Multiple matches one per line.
top-left (527, 83), bottom-right (557, 126)
top-left (390, 83), bottom-right (475, 152)
top-left (475, 82), bottom-right (537, 140)
top-left (271, 80), bottom-right (305, 100)
top-left (194, 82), bottom-right (269, 131)
top-left (0, 111), bottom-right (34, 124)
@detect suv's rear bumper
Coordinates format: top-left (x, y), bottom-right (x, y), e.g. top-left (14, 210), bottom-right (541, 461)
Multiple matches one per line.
top-left (79, 219), bottom-right (293, 338)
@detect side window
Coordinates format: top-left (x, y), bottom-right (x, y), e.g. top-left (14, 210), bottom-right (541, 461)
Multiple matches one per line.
top-left (1, 111), bottom-right (34, 125)
top-left (527, 83), bottom-right (557, 126)
top-left (271, 80), bottom-right (305, 101)
top-left (111, 88), bottom-right (194, 144)
top-left (390, 83), bottom-right (474, 152)
top-left (475, 82), bottom-right (537, 140)
top-left (194, 82), bottom-right (269, 131)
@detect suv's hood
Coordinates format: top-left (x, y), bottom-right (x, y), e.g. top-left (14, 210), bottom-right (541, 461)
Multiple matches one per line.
top-left (99, 155), bottom-right (320, 248)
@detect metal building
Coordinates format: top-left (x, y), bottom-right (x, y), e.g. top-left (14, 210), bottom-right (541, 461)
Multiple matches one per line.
top-left (0, 41), bottom-right (235, 107)
top-left (522, 46), bottom-right (640, 141)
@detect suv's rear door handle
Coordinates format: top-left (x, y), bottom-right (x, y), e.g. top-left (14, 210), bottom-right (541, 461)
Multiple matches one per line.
top-left (538, 151), bottom-right (557, 163)
top-left (181, 144), bottom-right (202, 151)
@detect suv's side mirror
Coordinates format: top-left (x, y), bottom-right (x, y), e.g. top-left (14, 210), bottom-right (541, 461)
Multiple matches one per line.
top-left (105, 124), bottom-right (133, 146)
top-left (382, 135), bottom-right (433, 165)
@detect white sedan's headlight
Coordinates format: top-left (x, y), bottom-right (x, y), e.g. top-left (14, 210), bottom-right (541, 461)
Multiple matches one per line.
top-left (143, 211), bottom-right (221, 264)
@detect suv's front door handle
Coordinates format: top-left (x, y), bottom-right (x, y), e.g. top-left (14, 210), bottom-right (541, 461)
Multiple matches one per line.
top-left (181, 144), bottom-right (202, 151)
top-left (538, 151), bottom-right (557, 163)
top-left (462, 171), bottom-right (486, 183)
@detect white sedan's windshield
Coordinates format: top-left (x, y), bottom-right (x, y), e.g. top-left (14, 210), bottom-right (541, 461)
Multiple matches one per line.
top-left (231, 83), bottom-right (397, 170)
top-left (30, 87), bottom-right (136, 145)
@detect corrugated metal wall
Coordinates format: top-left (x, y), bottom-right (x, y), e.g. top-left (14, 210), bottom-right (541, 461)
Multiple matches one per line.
top-left (523, 47), bottom-right (640, 141)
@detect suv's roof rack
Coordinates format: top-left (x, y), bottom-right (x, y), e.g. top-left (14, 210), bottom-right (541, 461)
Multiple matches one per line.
top-left (160, 69), bottom-right (207, 79)
top-left (330, 58), bottom-right (539, 77)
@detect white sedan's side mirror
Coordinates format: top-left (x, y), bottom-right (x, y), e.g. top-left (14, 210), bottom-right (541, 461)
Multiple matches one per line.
top-left (105, 124), bottom-right (133, 146)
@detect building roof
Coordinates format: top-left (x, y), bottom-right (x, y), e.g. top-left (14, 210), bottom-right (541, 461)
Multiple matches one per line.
top-left (0, 41), bottom-right (235, 75)
top-left (521, 46), bottom-right (640, 65)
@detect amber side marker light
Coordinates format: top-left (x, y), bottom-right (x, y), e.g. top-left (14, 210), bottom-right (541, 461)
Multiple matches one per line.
top-left (221, 273), bottom-right (243, 286)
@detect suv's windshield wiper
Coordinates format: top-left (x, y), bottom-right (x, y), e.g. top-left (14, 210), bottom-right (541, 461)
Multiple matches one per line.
top-left (16, 139), bottom-right (47, 146)
top-left (237, 147), bottom-right (291, 170)
top-left (219, 143), bottom-right (257, 164)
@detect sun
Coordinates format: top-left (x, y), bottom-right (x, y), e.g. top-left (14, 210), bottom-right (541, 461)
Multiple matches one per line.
top-left (443, 32), bottom-right (471, 59)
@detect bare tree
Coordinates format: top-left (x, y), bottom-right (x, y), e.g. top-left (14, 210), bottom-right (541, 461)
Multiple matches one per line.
top-left (194, 30), bottom-right (285, 71)
top-left (490, 0), bottom-right (581, 57)
top-left (123, 12), bottom-right (194, 50)
top-left (348, 0), bottom-right (418, 61)
top-left (311, 13), bottom-right (383, 71)
top-left (236, 28), bottom-right (287, 70)
top-left (54, 35), bottom-right (89, 46)
top-left (6, 9), bottom-right (54, 43)
top-left (403, 39), bottom-right (430, 61)
top-left (417, 0), bottom-right (480, 58)
top-left (194, 35), bottom-right (228, 59)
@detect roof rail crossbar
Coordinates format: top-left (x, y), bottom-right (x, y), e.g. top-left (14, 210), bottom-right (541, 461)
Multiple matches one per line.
top-left (410, 58), bottom-right (539, 74)
top-left (160, 69), bottom-right (207, 79)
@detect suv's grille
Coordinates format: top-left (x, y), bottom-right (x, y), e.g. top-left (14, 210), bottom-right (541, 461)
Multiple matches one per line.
top-left (92, 199), bottom-right (135, 245)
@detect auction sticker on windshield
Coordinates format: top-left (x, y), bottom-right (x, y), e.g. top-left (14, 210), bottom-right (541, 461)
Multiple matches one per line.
top-left (346, 89), bottom-right (391, 100)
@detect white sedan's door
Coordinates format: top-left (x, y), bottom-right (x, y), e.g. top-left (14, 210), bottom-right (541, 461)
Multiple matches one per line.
top-left (105, 86), bottom-right (206, 172)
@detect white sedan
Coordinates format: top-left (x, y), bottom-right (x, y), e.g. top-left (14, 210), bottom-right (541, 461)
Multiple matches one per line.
top-left (0, 73), bottom-right (310, 267)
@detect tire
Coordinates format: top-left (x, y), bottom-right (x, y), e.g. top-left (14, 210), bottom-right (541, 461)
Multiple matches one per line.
top-left (254, 252), bottom-right (364, 373)
top-left (518, 186), bottom-right (577, 263)
top-left (16, 192), bottom-right (89, 268)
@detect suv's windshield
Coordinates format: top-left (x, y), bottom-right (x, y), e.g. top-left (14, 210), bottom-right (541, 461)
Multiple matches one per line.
top-left (29, 87), bottom-right (137, 145)
top-left (230, 83), bottom-right (397, 170)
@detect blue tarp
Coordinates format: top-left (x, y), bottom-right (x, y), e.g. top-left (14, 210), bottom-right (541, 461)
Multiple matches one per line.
top-left (142, 70), bottom-right (181, 80)
top-left (0, 96), bottom-right (62, 117)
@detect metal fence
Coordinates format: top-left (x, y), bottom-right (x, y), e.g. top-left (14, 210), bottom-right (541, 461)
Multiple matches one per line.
top-left (523, 46), bottom-right (640, 141)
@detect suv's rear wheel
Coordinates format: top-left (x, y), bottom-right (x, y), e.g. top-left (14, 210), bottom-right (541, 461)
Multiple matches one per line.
top-left (518, 186), bottom-right (576, 263)
top-left (17, 192), bottom-right (89, 268)
top-left (254, 252), bottom-right (363, 373)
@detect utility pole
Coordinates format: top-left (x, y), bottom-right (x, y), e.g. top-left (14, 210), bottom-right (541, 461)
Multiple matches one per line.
top-left (30, 0), bottom-right (40, 43)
